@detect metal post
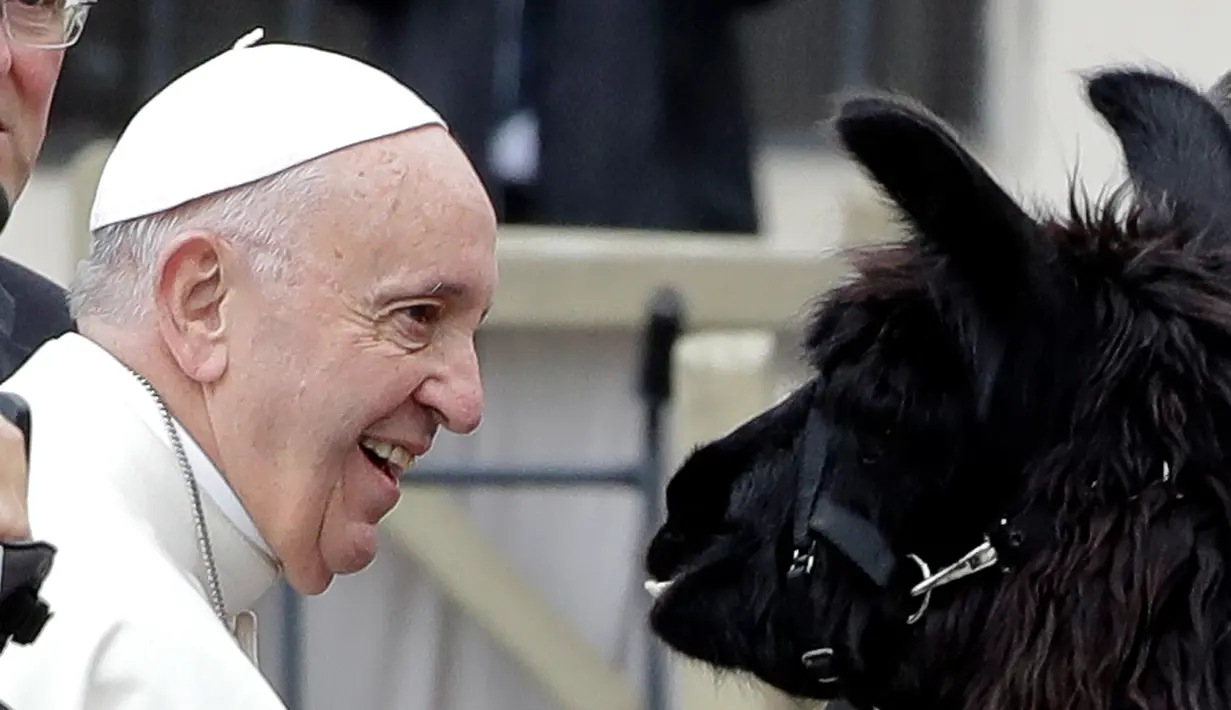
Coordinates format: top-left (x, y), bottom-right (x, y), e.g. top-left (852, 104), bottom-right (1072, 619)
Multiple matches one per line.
top-left (836, 0), bottom-right (874, 89)
top-left (638, 287), bottom-right (685, 710)
top-left (406, 465), bottom-right (641, 487)
top-left (281, 583), bottom-right (303, 710)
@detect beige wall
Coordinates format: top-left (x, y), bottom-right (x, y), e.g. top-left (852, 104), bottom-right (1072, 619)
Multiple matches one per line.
top-left (984, 0), bottom-right (1231, 204)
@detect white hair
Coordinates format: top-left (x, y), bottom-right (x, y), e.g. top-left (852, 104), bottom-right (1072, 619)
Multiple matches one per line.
top-left (68, 160), bottom-right (330, 325)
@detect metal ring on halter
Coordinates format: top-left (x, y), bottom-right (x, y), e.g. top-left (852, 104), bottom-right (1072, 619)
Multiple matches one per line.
top-left (800, 647), bottom-right (841, 684)
top-left (905, 553), bottom-right (931, 625)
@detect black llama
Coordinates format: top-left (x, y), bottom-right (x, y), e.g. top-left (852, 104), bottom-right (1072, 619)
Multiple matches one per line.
top-left (643, 65), bottom-right (1231, 710)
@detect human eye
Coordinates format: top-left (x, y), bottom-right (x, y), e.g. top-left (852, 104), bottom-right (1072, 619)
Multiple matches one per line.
top-left (11, 0), bottom-right (58, 11)
top-left (393, 301), bottom-right (444, 344)
top-left (7, 0), bottom-right (61, 31)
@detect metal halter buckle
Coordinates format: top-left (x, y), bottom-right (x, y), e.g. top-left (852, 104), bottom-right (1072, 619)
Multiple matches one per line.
top-left (904, 537), bottom-right (1000, 625)
top-left (904, 553), bottom-right (931, 624)
top-left (910, 537), bottom-right (999, 598)
top-left (787, 541), bottom-right (816, 579)
top-left (800, 647), bottom-right (841, 684)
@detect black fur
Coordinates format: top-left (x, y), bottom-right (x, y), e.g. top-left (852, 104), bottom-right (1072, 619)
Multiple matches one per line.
top-left (644, 66), bottom-right (1231, 710)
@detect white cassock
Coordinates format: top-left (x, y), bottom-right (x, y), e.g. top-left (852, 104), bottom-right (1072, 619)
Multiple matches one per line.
top-left (0, 332), bottom-right (288, 709)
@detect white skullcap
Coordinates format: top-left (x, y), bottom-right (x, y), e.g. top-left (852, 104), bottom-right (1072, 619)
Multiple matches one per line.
top-left (89, 29), bottom-right (448, 232)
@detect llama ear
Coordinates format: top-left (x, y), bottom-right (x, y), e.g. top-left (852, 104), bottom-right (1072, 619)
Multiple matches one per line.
top-left (834, 96), bottom-right (1053, 317)
top-left (1086, 68), bottom-right (1231, 247)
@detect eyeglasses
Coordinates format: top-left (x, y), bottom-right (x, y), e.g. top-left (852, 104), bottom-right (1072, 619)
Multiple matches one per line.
top-left (2, 0), bottom-right (95, 50)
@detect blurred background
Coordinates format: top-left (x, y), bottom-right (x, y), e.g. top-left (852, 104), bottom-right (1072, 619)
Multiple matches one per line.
top-left (6, 1), bottom-right (1231, 709)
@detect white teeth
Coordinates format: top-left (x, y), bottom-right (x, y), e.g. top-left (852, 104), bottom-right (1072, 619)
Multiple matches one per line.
top-left (361, 437), bottom-right (417, 472)
top-left (362, 438), bottom-right (394, 461)
top-left (644, 579), bottom-right (673, 599)
top-left (388, 445), bottom-right (415, 470)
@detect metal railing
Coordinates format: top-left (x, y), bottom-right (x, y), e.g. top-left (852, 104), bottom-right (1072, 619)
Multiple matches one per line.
top-left (278, 287), bottom-right (686, 710)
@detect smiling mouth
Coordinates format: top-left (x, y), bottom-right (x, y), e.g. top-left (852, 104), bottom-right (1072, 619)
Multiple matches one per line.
top-left (359, 436), bottom-right (417, 480)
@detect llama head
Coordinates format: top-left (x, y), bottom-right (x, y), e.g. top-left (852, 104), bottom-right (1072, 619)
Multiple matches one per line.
top-left (644, 67), bottom-right (1231, 710)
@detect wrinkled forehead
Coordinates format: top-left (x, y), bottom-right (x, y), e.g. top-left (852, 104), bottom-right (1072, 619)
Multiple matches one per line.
top-left (297, 128), bottom-right (498, 305)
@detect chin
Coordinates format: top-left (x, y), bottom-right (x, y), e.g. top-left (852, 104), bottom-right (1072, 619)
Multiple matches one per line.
top-left (283, 559), bottom-right (334, 596)
top-left (323, 521), bottom-right (381, 577)
top-left (276, 531), bottom-right (372, 596)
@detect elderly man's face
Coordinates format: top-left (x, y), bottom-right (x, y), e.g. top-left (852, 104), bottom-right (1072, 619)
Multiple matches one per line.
top-left (0, 32), bottom-right (64, 201)
top-left (214, 127), bottom-right (497, 594)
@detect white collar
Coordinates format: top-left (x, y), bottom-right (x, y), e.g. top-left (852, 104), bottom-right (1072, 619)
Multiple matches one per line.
top-left (167, 415), bottom-right (275, 559)
top-left (16, 333), bottom-right (281, 615)
top-left (114, 361), bottom-right (276, 561)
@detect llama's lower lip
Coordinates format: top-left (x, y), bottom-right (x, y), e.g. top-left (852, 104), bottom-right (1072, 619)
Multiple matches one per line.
top-left (644, 578), bottom-right (674, 599)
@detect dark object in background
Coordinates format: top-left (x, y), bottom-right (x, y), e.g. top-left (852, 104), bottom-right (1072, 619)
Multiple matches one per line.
top-left (0, 185), bottom-right (63, 661)
top-left (0, 539), bottom-right (55, 655)
top-left (0, 186), bottom-right (74, 382)
top-left (0, 257), bottom-right (74, 382)
top-left (0, 393), bottom-right (56, 656)
top-left (338, 0), bottom-right (775, 235)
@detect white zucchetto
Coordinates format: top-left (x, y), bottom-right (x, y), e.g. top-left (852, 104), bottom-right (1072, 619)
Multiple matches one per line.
top-left (89, 28), bottom-right (447, 231)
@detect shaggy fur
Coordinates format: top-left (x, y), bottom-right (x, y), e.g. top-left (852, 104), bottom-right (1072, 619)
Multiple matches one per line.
top-left (643, 66), bottom-right (1231, 710)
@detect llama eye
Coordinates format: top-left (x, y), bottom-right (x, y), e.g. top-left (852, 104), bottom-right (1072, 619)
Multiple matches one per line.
top-left (859, 427), bottom-right (893, 464)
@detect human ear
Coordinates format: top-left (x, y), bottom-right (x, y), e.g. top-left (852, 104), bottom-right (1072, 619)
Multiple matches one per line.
top-left (153, 232), bottom-right (233, 383)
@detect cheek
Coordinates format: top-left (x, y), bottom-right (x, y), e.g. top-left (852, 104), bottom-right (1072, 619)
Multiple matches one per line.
top-left (0, 49), bottom-right (60, 196)
top-left (347, 350), bottom-right (433, 422)
top-left (12, 41), bottom-right (62, 84)
top-left (242, 311), bottom-right (353, 428)
top-left (282, 363), bottom-right (422, 505)
top-left (217, 318), bottom-right (341, 508)
top-left (10, 48), bottom-right (61, 136)
top-left (318, 485), bottom-right (380, 573)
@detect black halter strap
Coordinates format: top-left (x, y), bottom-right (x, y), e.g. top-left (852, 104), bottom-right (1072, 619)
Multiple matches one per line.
top-left (788, 406), bottom-right (1069, 591)
top-left (783, 395), bottom-right (1190, 707)
top-left (788, 407), bottom-right (899, 587)
top-left (783, 406), bottom-right (1076, 695)
top-left (785, 407), bottom-right (905, 692)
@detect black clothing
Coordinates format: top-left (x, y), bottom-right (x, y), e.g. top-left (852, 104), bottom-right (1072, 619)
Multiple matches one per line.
top-left (339, 0), bottom-right (774, 234)
top-left (0, 256), bottom-right (74, 381)
top-left (0, 256), bottom-right (70, 658)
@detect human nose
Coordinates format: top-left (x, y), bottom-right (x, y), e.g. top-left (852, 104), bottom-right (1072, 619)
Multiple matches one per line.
top-left (419, 338), bottom-right (484, 435)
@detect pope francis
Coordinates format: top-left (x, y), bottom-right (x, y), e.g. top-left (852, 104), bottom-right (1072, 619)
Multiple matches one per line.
top-left (0, 31), bottom-right (497, 709)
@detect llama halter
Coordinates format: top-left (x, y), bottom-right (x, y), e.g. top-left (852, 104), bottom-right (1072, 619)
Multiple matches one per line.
top-left (784, 402), bottom-right (1178, 691)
